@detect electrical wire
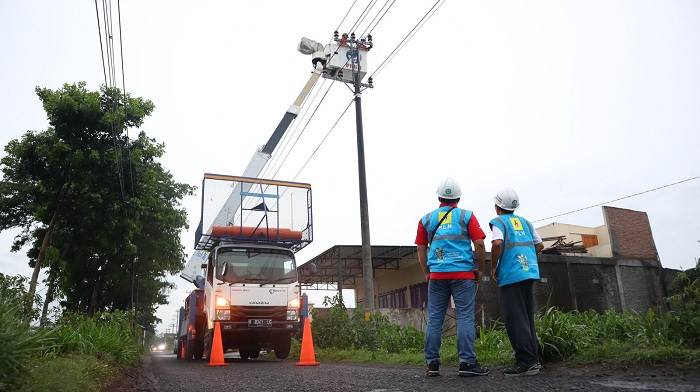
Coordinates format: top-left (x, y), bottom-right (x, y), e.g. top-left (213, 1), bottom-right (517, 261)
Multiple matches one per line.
top-left (94, 0), bottom-right (108, 86)
top-left (292, 100), bottom-right (355, 182)
top-left (117, 0), bottom-right (135, 202)
top-left (348, 0), bottom-right (378, 35)
top-left (370, 0), bottom-right (445, 79)
top-left (262, 78), bottom-right (333, 181)
top-left (532, 175), bottom-right (700, 223)
top-left (270, 82), bottom-right (338, 181)
top-left (362, 0), bottom-right (395, 37)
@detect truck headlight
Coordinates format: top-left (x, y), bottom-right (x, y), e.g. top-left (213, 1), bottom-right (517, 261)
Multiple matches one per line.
top-left (288, 297), bottom-right (300, 309)
top-left (287, 309), bottom-right (298, 321)
top-left (216, 296), bottom-right (230, 307)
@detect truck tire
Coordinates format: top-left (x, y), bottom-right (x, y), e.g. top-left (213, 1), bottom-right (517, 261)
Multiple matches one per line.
top-left (273, 334), bottom-right (292, 359)
top-left (193, 316), bottom-right (206, 360)
top-left (184, 338), bottom-right (193, 360)
top-left (204, 329), bottom-right (213, 361)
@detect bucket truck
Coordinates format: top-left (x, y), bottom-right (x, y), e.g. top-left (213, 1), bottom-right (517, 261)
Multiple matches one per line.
top-left (174, 37), bottom-right (365, 361)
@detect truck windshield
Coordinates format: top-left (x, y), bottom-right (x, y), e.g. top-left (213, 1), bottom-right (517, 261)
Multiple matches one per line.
top-left (215, 248), bottom-right (297, 285)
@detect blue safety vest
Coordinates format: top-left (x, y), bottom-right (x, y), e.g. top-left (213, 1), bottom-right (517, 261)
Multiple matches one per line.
top-left (489, 214), bottom-right (539, 286)
top-left (421, 207), bottom-right (475, 272)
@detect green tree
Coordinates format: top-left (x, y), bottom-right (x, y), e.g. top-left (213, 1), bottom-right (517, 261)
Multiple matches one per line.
top-left (0, 82), bottom-right (195, 329)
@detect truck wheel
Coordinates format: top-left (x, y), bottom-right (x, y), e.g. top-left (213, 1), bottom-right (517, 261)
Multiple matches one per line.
top-left (193, 317), bottom-right (206, 360)
top-left (184, 338), bottom-right (194, 360)
top-left (204, 329), bottom-right (213, 361)
top-left (273, 334), bottom-right (292, 359)
top-left (239, 348), bottom-right (251, 360)
top-left (194, 338), bottom-right (204, 360)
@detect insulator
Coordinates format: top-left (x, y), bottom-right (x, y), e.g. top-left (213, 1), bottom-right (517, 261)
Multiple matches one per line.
top-left (367, 34), bottom-right (373, 42)
top-left (350, 32), bottom-right (356, 40)
top-left (368, 77), bottom-right (373, 85)
top-left (338, 70), bottom-right (344, 78)
top-left (334, 31), bottom-right (339, 38)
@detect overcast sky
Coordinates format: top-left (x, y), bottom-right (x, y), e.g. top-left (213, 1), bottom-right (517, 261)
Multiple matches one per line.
top-left (1, 1), bottom-right (699, 334)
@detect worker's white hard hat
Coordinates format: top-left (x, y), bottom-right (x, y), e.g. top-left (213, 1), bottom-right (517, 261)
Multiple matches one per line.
top-left (494, 187), bottom-right (520, 211)
top-left (436, 177), bottom-right (462, 199)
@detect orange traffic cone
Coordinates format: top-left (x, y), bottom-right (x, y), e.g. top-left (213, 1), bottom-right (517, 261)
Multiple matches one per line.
top-left (206, 322), bottom-right (229, 367)
top-left (296, 317), bottom-right (320, 366)
top-left (180, 341), bottom-right (184, 359)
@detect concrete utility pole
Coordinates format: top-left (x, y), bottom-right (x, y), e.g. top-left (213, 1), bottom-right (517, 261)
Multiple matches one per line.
top-left (322, 32), bottom-right (375, 314)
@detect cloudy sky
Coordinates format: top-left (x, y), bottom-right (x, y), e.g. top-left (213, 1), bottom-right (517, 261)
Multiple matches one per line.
top-left (1, 1), bottom-right (699, 334)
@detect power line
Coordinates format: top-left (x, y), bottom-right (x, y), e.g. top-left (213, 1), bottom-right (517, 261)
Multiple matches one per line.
top-left (363, 0), bottom-right (395, 37)
top-left (271, 82), bottom-right (338, 181)
top-left (94, 0), bottom-right (108, 86)
top-left (117, 0), bottom-right (135, 201)
top-left (370, 0), bottom-right (445, 79)
top-left (349, 0), bottom-right (379, 35)
top-left (292, 100), bottom-right (354, 183)
top-left (532, 175), bottom-right (700, 223)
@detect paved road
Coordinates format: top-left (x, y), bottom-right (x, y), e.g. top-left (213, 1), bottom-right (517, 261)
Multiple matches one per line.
top-left (139, 352), bottom-right (700, 392)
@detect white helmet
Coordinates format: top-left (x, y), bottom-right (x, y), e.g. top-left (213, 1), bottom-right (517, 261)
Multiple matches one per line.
top-left (436, 177), bottom-right (462, 199)
top-left (494, 187), bottom-right (520, 211)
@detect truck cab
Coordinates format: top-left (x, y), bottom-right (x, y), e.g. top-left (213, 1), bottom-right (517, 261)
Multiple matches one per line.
top-left (203, 243), bottom-right (301, 359)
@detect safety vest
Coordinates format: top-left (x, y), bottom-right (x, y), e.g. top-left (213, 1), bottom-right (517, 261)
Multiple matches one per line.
top-left (421, 207), bottom-right (475, 272)
top-left (489, 214), bottom-right (539, 286)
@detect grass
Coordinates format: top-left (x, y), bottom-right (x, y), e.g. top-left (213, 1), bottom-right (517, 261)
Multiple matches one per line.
top-left (23, 355), bottom-right (118, 392)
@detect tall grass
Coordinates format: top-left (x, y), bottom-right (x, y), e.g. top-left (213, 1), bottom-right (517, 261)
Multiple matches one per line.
top-left (0, 274), bottom-right (144, 391)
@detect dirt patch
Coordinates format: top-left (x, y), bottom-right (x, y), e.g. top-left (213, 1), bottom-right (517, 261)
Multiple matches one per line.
top-left (101, 356), bottom-right (159, 392)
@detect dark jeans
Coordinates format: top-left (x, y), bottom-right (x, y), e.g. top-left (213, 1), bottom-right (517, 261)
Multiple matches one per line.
top-left (499, 279), bottom-right (539, 366)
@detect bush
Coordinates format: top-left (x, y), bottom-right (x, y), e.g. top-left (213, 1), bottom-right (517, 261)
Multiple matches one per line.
top-left (311, 294), bottom-right (423, 354)
top-left (665, 261), bottom-right (700, 347)
top-left (53, 310), bottom-right (142, 367)
top-left (535, 307), bottom-right (594, 361)
top-left (0, 274), bottom-right (56, 391)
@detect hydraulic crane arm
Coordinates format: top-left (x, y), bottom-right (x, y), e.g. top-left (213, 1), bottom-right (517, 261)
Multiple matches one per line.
top-left (180, 63), bottom-right (323, 283)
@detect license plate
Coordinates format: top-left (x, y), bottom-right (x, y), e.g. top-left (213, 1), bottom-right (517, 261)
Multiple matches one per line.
top-left (248, 319), bottom-right (272, 327)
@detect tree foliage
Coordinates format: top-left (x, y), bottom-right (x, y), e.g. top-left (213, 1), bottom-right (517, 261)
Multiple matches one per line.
top-left (0, 82), bottom-right (195, 330)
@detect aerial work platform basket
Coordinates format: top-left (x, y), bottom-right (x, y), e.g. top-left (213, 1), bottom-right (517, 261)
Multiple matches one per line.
top-left (194, 174), bottom-right (313, 253)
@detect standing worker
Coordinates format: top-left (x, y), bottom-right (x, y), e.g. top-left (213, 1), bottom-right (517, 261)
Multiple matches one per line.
top-left (416, 177), bottom-right (488, 377)
top-left (489, 187), bottom-right (545, 377)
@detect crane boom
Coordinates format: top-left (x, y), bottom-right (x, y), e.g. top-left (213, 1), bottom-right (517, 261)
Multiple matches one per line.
top-left (180, 64), bottom-right (322, 283)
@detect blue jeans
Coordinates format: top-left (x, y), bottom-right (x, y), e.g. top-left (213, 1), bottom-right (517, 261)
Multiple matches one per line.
top-left (424, 278), bottom-right (477, 365)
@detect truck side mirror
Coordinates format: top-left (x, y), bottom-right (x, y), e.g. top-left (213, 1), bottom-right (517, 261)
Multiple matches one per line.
top-left (308, 263), bottom-right (317, 275)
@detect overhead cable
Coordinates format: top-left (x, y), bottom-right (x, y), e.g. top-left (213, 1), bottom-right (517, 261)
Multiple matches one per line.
top-left (370, 0), bottom-right (445, 79)
top-left (532, 175), bottom-right (700, 223)
top-left (292, 100), bottom-right (355, 183)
